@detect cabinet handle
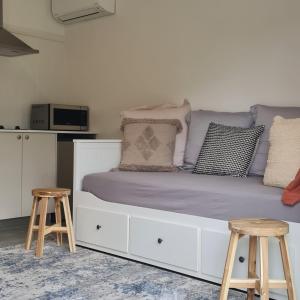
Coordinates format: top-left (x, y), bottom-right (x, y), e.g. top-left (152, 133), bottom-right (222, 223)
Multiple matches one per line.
top-left (96, 225), bottom-right (102, 230)
top-left (239, 256), bottom-right (245, 263)
top-left (17, 135), bottom-right (22, 140)
top-left (25, 135), bottom-right (29, 140)
top-left (157, 238), bottom-right (163, 244)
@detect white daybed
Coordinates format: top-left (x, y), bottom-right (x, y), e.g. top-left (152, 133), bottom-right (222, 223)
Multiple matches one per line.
top-left (73, 139), bottom-right (300, 300)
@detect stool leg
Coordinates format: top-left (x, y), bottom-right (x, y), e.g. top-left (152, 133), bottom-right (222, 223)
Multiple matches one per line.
top-left (219, 232), bottom-right (239, 300)
top-left (55, 198), bottom-right (62, 246)
top-left (35, 197), bottom-right (48, 257)
top-left (247, 236), bottom-right (257, 300)
top-left (65, 196), bottom-right (76, 253)
top-left (259, 237), bottom-right (269, 300)
top-left (62, 196), bottom-right (76, 253)
top-left (279, 236), bottom-right (296, 300)
top-left (25, 196), bottom-right (38, 250)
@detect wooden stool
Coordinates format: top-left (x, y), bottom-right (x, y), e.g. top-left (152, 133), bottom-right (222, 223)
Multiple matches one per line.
top-left (25, 188), bottom-right (76, 257)
top-left (220, 218), bottom-right (296, 300)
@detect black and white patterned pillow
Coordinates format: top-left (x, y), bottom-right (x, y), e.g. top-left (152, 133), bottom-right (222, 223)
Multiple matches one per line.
top-left (193, 123), bottom-right (265, 177)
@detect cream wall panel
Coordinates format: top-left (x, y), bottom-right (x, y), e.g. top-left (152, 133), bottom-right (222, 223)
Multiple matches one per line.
top-left (65, 0), bottom-right (300, 138)
top-left (0, 0), bottom-right (66, 130)
top-left (0, 36), bottom-right (66, 129)
top-left (3, 0), bottom-right (64, 37)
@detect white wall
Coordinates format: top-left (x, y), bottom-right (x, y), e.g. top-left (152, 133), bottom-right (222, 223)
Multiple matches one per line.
top-left (65, 0), bottom-right (300, 137)
top-left (1, 0), bottom-right (300, 134)
top-left (3, 0), bottom-right (64, 38)
top-left (0, 0), bottom-right (65, 129)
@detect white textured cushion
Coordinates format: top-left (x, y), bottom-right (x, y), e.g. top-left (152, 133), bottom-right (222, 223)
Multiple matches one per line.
top-left (264, 116), bottom-right (300, 188)
top-left (121, 100), bottom-right (191, 166)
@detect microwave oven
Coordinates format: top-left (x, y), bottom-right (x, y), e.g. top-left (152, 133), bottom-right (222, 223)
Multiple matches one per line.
top-left (30, 104), bottom-right (89, 131)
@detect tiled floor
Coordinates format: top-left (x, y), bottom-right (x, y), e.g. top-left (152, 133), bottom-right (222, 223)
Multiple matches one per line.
top-left (0, 217), bottom-right (29, 248)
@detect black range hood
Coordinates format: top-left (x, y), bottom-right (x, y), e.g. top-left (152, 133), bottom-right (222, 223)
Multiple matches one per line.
top-left (0, 0), bottom-right (39, 57)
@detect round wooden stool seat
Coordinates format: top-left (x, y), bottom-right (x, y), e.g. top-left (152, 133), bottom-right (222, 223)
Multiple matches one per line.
top-left (32, 188), bottom-right (71, 198)
top-left (220, 218), bottom-right (295, 300)
top-left (229, 218), bottom-right (289, 237)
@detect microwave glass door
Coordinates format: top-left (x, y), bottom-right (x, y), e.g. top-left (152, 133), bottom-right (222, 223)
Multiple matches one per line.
top-left (53, 108), bottom-right (87, 126)
top-left (50, 105), bottom-right (88, 130)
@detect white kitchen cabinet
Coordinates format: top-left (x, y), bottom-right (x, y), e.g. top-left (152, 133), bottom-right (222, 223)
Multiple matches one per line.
top-left (0, 133), bottom-right (23, 219)
top-left (22, 133), bottom-right (57, 216)
top-left (0, 132), bottom-right (57, 220)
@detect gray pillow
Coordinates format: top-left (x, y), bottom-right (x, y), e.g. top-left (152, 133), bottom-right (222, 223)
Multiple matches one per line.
top-left (184, 110), bottom-right (253, 166)
top-left (249, 104), bottom-right (300, 176)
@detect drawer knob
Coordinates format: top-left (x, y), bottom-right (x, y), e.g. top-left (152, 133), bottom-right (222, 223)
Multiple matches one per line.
top-left (96, 225), bottom-right (102, 230)
top-left (17, 135), bottom-right (22, 140)
top-left (239, 256), bottom-right (245, 263)
top-left (25, 135), bottom-right (29, 140)
top-left (157, 238), bottom-right (163, 244)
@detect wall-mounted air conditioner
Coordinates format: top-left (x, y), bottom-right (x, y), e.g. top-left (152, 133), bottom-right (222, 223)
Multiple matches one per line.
top-left (52, 0), bottom-right (115, 24)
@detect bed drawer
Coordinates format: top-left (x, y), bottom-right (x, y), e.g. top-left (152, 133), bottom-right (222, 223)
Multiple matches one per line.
top-left (201, 229), bottom-right (249, 280)
top-left (130, 217), bottom-right (198, 271)
top-left (76, 207), bottom-right (129, 253)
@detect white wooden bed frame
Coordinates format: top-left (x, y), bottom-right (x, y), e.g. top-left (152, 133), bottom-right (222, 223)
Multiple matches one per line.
top-left (73, 139), bottom-right (299, 299)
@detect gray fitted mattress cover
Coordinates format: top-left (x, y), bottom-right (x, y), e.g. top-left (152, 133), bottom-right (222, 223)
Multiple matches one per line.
top-left (82, 171), bottom-right (300, 223)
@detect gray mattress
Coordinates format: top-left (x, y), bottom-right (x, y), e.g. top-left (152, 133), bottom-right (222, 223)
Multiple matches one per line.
top-left (82, 171), bottom-right (300, 223)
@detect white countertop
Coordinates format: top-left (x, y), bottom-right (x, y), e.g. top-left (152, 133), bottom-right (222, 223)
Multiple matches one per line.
top-left (73, 139), bottom-right (121, 143)
top-left (0, 129), bottom-right (97, 134)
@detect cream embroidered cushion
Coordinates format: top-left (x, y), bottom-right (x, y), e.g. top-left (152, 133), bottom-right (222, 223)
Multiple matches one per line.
top-left (119, 118), bottom-right (182, 172)
top-left (264, 116), bottom-right (300, 188)
top-left (121, 100), bottom-right (191, 166)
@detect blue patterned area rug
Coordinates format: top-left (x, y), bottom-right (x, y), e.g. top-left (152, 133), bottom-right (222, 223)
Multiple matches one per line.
top-left (0, 242), bottom-right (246, 300)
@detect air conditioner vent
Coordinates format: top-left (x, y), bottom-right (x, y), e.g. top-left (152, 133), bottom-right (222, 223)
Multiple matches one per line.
top-left (52, 0), bottom-right (115, 24)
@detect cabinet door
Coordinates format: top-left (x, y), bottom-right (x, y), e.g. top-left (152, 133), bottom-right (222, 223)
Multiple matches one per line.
top-left (0, 133), bottom-right (22, 220)
top-left (22, 133), bottom-right (57, 216)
